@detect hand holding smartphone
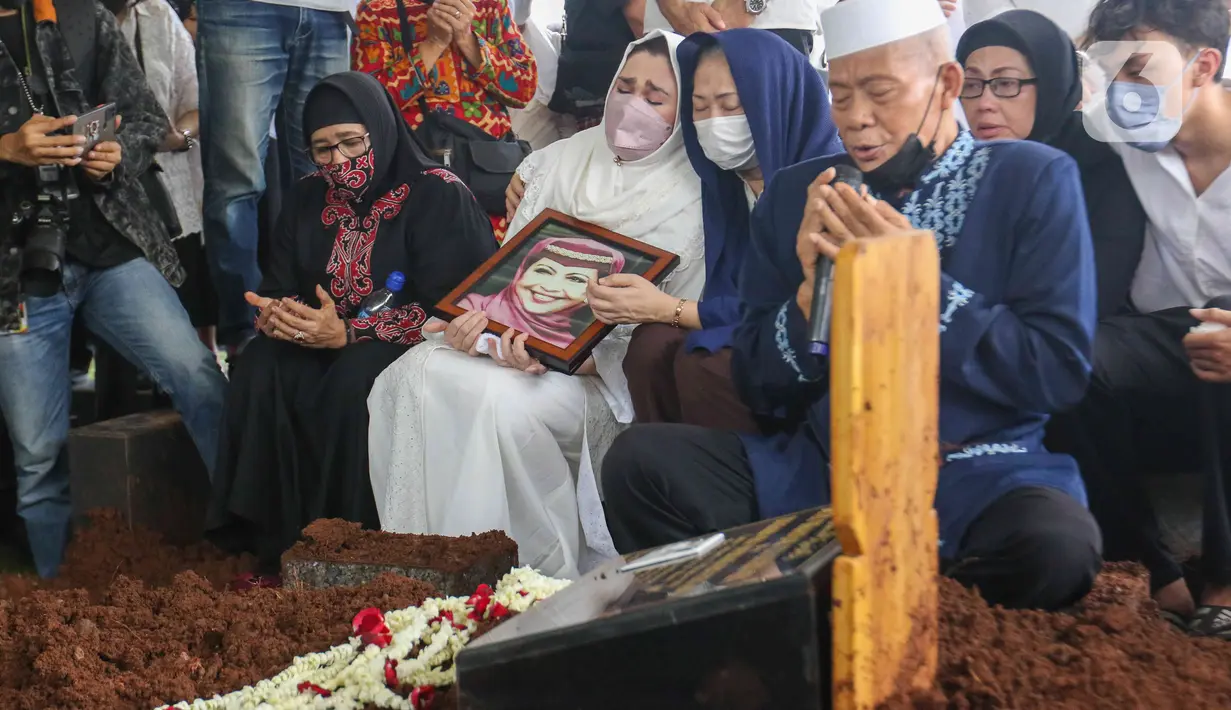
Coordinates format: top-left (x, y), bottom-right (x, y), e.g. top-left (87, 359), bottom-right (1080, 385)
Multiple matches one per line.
top-left (72, 103), bottom-right (118, 154)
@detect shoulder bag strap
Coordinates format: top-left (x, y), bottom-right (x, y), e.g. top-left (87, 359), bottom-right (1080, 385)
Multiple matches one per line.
top-left (133, 12), bottom-right (145, 72)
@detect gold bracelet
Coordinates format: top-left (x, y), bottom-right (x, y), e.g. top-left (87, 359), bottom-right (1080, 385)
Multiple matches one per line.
top-left (671, 298), bottom-right (687, 329)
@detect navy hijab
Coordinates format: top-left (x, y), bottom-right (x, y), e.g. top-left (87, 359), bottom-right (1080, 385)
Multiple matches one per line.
top-left (677, 29), bottom-right (843, 352)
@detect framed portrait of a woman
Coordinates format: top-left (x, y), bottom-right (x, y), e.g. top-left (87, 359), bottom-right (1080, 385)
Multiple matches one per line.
top-left (435, 209), bottom-right (680, 374)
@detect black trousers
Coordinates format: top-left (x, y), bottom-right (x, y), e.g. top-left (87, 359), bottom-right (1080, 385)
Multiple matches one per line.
top-left (603, 424), bottom-right (1102, 611)
top-left (765, 28), bottom-right (814, 56)
top-left (1047, 298), bottom-right (1231, 592)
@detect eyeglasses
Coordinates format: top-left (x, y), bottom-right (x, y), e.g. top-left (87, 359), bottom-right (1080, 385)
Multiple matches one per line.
top-left (960, 77), bottom-right (1039, 99)
top-left (306, 134), bottom-right (371, 166)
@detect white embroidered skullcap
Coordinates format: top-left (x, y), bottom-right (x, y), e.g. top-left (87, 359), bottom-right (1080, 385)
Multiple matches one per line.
top-left (822, 0), bottom-right (947, 60)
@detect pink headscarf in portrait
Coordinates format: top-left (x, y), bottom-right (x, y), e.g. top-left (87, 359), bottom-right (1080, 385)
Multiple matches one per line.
top-left (459, 237), bottom-right (627, 348)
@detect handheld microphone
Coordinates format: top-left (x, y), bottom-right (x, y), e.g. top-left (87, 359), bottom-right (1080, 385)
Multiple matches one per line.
top-left (808, 164), bottom-right (864, 355)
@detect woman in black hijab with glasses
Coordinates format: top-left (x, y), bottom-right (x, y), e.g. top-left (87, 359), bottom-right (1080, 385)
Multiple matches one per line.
top-left (957, 9), bottom-right (1145, 319)
top-left (207, 71), bottom-right (496, 571)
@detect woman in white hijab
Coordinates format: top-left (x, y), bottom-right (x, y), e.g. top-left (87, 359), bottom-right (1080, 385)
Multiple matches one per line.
top-left (367, 30), bottom-right (705, 579)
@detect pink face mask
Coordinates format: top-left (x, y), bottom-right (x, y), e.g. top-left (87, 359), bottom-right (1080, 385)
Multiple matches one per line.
top-left (604, 91), bottom-right (673, 162)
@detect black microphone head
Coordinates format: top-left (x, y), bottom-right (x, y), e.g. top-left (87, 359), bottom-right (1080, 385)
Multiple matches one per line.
top-left (831, 164), bottom-right (864, 189)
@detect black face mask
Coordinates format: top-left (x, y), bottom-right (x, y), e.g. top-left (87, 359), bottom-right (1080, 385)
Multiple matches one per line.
top-left (863, 68), bottom-right (946, 196)
top-left (0, 0), bottom-right (29, 10)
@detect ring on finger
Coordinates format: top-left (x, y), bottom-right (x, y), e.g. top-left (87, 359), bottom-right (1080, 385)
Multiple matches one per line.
top-left (294, 330), bottom-right (306, 342)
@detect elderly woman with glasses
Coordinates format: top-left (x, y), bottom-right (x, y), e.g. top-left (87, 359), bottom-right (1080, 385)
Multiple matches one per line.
top-left (957, 9), bottom-right (1145, 319)
top-left (206, 72), bottom-right (496, 572)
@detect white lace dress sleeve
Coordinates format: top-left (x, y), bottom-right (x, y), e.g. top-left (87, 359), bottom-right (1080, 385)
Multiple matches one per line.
top-left (508, 144), bottom-right (558, 236)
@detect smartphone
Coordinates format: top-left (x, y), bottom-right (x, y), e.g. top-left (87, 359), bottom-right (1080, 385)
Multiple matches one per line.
top-left (73, 103), bottom-right (117, 153)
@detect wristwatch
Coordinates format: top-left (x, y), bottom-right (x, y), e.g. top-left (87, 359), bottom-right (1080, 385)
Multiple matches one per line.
top-left (745, 0), bottom-right (767, 13)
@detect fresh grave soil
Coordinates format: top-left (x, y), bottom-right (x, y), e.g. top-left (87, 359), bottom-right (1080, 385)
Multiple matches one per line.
top-left (7, 513), bottom-right (1230, 710)
top-left (288, 518), bottom-right (519, 573)
top-left (0, 509), bottom-right (255, 603)
top-left (882, 562), bottom-right (1231, 709)
top-left (0, 511), bottom-right (499, 710)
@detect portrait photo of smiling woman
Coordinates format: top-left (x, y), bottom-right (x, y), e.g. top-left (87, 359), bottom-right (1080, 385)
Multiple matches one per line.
top-left (456, 233), bottom-right (635, 349)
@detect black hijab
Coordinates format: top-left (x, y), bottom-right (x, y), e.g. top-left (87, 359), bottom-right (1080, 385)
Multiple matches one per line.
top-left (959, 10), bottom-right (1146, 318)
top-left (956, 9), bottom-right (1083, 146)
top-left (301, 71), bottom-right (437, 206)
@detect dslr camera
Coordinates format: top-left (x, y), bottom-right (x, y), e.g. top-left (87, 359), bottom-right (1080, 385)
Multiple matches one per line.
top-left (12, 163), bottom-right (78, 298)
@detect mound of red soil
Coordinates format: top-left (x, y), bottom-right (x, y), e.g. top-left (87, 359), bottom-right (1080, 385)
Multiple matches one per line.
top-left (6, 512), bottom-right (1229, 710)
top-left (0, 511), bottom-right (475, 710)
top-left (289, 518), bottom-right (518, 573)
top-left (883, 562), bottom-right (1231, 709)
top-left (0, 509), bottom-right (255, 603)
top-left (0, 571), bottom-right (435, 710)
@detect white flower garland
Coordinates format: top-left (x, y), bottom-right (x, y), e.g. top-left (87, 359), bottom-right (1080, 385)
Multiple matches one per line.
top-left (156, 567), bottom-right (570, 710)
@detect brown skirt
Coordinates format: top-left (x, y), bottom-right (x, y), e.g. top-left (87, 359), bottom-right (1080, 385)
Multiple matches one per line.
top-left (622, 323), bottom-right (759, 434)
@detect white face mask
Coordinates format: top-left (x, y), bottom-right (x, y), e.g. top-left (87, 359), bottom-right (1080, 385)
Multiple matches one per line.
top-left (694, 115), bottom-right (758, 171)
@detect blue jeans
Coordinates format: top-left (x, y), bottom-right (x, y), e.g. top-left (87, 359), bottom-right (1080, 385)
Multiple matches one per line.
top-left (0, 260), bottom-right (227, 578)
top-left (197, 0), bottom-right (348, 347)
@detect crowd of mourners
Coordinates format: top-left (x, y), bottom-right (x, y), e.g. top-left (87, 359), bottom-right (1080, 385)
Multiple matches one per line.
top-left (3, 0), bottom-right (1231, 643)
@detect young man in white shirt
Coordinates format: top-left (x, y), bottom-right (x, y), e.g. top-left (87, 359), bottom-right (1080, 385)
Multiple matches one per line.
top-left (196, 0), bottom-right (351, 357)
top-left (1053, 0), bottom-right (1231, 639)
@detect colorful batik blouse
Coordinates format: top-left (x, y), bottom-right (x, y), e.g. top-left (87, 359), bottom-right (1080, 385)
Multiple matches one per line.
top-left (352, 0), bottom-right (537, 141)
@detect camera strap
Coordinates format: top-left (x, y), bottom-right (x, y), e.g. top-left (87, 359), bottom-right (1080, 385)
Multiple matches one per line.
top-left (133, 12), bottom-right (144, 72)
top-left (0, 5), bottom-right (44, 114)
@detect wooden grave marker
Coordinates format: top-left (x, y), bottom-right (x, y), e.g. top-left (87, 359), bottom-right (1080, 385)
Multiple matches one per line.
top-left (829, 231), bottom-right (941, 709)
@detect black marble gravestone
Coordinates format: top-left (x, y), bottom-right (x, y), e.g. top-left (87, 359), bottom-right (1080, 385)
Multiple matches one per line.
top-left (455, 508), bottom-right (839, 710)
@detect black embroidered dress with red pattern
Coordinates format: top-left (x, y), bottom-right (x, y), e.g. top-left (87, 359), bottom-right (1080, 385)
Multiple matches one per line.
top-left (208, 72), bottom-right (496, 568)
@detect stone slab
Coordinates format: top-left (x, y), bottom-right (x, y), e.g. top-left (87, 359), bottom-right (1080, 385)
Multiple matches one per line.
top-left (67, 410), bottom-right (209, 545)
top-left (456, 508), bottom-right (840, 710)
top-left (281, 550), bottom-right (517, 598)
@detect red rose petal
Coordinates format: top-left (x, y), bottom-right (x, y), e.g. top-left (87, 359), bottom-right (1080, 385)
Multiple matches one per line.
top-left (361, 631), bottom-right (392, 648)
top-left (518, 590), bottom-right (529, 597)
top-left (353, 608), bottom-right (392, 647)
top-left (411, 685), bottom-right (436, 709)
top-left (490, 602), bottom-right (510, 619)
top-left (384, 659), bottom-right (399, 687)
top-left (297, 682), bottom-right (332, 697)
top-left (352, 608), bottom-right (388, 636)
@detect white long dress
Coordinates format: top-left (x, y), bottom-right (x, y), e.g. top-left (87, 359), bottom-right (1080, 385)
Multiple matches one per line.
top-left (368, 30), bottom-right (705, 579)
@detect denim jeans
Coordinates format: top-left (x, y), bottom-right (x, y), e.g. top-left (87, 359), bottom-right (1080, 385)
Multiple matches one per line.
top-left (197, 0), bottom-right (348, 347)
top-left (0, 260), bottom-right (227, 578)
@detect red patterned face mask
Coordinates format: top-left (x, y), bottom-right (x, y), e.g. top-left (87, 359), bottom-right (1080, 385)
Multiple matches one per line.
top-left (320, 149), bottom-right (376, 202)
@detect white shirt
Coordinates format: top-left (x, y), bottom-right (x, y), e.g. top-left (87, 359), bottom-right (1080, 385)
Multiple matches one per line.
top-left (118, 0), bottom-right (204, 239)
top-left (1113, 141), bottom-right (1231, 312)
top-left (646, 0), bottom-right (824, 32)
top-left (252, 0), bottom-right (356, 12)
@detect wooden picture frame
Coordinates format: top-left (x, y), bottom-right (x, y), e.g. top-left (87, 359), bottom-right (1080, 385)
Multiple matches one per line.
top-left (434, 209), bottom-right (681, 375)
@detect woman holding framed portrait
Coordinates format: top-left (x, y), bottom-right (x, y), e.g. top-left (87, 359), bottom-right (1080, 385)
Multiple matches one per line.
top-left (621, 29), bottom-right (843, 432)
top-left (368, 29), bottom-right (706, 579)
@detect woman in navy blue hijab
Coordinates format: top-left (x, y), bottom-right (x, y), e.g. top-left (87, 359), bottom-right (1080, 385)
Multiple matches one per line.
top-left (622, 28), bottom-right (843, 432)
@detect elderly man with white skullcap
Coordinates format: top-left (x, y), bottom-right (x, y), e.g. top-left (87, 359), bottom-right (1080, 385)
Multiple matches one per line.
top-left (602, 0), bottom-right (1103, 611)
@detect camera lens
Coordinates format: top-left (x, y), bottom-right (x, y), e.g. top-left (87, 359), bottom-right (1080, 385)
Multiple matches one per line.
top-left (21, 223), bottom-right (66, 298)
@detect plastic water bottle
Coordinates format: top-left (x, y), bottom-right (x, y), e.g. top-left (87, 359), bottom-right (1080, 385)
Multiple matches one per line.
top-left (357, 271), bottom-right (405, 318)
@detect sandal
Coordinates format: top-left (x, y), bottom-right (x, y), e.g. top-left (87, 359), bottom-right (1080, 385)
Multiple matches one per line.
top-left (1188, 605), bottom-right (1231, 640)
top-left (1159, 609), bottom-right (1191, 632)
